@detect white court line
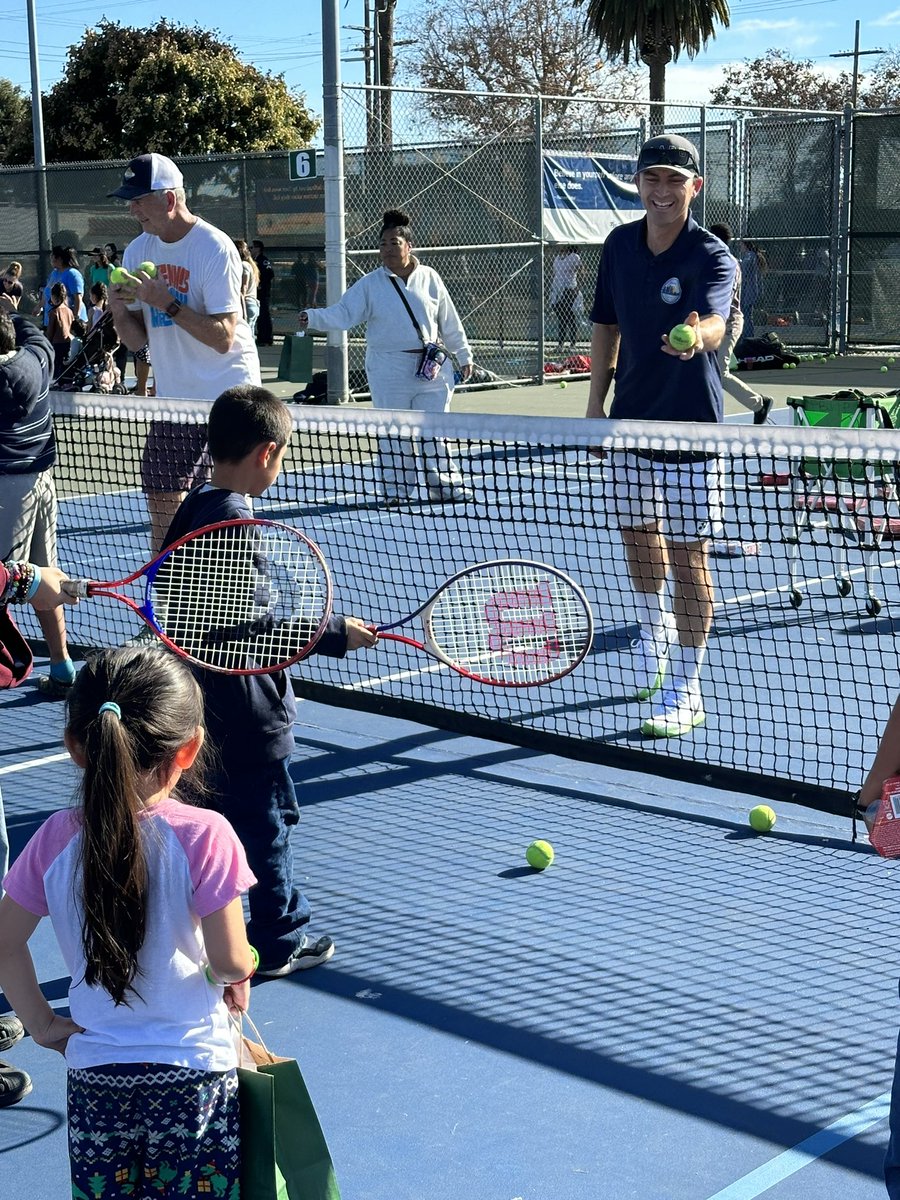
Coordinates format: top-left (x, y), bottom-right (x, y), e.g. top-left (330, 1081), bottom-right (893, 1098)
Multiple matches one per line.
top-left (704, 1092), bottom-right (890, 1199)
top-left (346, 661), bottom-right (449, 689)
top-left (720, 553), bottom-right (900, 609)
top-left (0, 752), bottom-right (70, 776)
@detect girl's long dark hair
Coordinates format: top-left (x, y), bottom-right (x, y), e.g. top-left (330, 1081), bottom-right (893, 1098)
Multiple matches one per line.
top-left (66, 648), bottom-right (206, 1006)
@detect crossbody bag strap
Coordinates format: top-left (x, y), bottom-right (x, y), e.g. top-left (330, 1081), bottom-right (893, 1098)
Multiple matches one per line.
top-left (388, 274), bottom-right (427, 345)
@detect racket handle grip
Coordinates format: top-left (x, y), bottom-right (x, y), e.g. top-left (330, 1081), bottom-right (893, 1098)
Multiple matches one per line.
top-left (67, 579), bottom-right (92, 599)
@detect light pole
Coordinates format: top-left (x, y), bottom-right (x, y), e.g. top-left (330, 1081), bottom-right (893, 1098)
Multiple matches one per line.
top-left (26, 0), bottom-right (52, 268)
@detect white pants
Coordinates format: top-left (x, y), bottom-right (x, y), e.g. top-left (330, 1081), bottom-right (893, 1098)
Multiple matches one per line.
top-left (366, 350), bottom-right (463, 498)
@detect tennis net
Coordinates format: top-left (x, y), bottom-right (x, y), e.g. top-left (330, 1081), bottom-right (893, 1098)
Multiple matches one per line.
top-left (22, 391), bottom-right (900, 816)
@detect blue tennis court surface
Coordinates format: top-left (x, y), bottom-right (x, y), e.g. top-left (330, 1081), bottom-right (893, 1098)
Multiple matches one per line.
top-left (4, 400), bottom-right (900, 1198)
top-left (1, 686), bottom-right (898, 1200)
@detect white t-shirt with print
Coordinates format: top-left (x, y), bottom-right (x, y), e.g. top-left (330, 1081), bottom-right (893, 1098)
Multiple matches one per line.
top-left (123, 218), bottom-right (261, 401)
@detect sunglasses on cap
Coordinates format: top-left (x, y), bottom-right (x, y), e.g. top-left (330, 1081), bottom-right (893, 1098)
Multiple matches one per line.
top-left (637, 146), bottom-right (698, 171)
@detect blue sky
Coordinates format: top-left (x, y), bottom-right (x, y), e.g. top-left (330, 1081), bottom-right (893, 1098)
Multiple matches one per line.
top-left (7, 0), bottom-right (900, 120)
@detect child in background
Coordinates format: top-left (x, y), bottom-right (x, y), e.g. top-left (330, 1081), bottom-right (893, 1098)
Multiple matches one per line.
top-left (87, 281), bottom-right (108, 334)
top-left (0, 646), bottom-right (256, 1195)
top-left (46, 281), bottom-right (74, 380)
top-left (163, 384), bottom-right (378, 976)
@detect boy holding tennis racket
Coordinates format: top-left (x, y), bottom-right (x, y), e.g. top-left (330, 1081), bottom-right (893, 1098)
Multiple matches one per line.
top-left (163, 385), bottom-right (377, 976)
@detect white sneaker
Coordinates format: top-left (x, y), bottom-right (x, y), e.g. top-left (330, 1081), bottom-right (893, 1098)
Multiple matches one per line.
top-left (630, 614), bottom-right (675, 700)
top-left (641, 685), bottom-right (706, 738)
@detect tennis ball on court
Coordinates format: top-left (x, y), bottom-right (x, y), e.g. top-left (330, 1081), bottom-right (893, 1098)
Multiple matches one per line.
top-left (890, 357), bottom-right (896, 365)
top-left (882, 365), bottom-right (889, 373)
top-left (137, 261), bottom-right (157, 277)
top-left (782, 362), bottom-right (791, 369)
top-left (526, 839), bottom-right (554, 870)
top-left (559, 380), bottom-right (568, 389)
top-left (749, 805), bottom-right (776, 833)
top-left (668, 323), bottom-right (696, 352)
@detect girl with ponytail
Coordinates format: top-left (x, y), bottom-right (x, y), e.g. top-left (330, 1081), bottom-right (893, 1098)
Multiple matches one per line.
top-left (0, 646), bottom-right (257, 1197)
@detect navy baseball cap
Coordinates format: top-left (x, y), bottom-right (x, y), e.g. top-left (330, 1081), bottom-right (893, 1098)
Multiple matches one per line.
top-left (635, 135), bottom-right (700, 178)
top-left (108, 153), bottom-right (184, 200)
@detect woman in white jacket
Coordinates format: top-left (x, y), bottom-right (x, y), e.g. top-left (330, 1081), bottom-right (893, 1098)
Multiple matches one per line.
top-left (299, 209), bottom-right (474, 504)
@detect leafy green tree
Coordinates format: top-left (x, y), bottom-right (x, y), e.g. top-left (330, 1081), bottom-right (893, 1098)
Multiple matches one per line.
top-left (399, 0), bottom-right (643, 137)
top-left (25, 19), bottom-right (317, 163)
top-left (0, 79), bottom-right (30, 163)
top-left (575, 0), bottom-right (730, 115)
top-left (710, 49), bottom-right (852, 111)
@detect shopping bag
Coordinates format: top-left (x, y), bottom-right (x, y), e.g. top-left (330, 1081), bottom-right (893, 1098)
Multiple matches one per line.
top-left (237, 1015), bottom-right (341, 1200)
top-left (869, 776), bottom-right (900, 858)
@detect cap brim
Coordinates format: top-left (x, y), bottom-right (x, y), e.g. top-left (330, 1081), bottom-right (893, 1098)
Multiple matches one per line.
top-left (636, 164), bottom-right (698, 180)
top-left (106, 184), bottom-right (151, 200)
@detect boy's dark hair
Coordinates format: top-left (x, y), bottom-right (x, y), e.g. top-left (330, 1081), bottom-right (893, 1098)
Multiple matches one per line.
top-left (709, 223), bottom-right (732, 244)
top-left (0, 312), bottom-right (14, 355)
top-left (66, 647), bottom-right (207, 1006)
top-left (50, 282), bottom-right (67, 303)
top-left (207, 385), bottom-right (293, 463)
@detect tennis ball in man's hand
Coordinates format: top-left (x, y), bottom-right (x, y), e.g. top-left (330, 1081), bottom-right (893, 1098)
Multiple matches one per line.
top-left (668, 323), bottom-right (696, 352)
top-left (109, 266), bottom-right (138, 286)
top-left (137, 261), bottom-right (157, 277)
top-left (749, 805), bottom-right (776, 832)
top-left (526, 839), bottom-right (555, 870)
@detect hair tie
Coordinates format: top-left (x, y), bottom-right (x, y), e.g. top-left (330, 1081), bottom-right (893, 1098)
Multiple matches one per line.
top-left (98, 702), bottom-right (122, 720)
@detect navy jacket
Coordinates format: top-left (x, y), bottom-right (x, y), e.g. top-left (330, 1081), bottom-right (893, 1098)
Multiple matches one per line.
top-left (0, 317), bottom-right (55, 474)
top-left (163, 485), bottom-right (349, 768)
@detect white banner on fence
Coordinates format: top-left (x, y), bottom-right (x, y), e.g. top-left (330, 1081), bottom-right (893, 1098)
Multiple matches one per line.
top-left (542, 153), bottom-right (642, 243)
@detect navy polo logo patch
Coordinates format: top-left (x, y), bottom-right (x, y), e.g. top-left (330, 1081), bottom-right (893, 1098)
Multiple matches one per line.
top-left (660, 277), bottom-right (682, 305)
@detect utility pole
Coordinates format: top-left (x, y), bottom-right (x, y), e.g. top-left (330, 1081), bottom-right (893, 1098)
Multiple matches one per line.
top-left (322, 0), bottom-right (350, 403)
top-left (830, 20), bottom-right (885, 108)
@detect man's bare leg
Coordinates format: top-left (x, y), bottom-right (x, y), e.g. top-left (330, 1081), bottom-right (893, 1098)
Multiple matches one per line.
top-left (147, 490), bottom-right (186, 554)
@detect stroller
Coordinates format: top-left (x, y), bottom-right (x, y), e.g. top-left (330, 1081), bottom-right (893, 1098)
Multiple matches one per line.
top-left (53, 310), bottom-right (127, 394)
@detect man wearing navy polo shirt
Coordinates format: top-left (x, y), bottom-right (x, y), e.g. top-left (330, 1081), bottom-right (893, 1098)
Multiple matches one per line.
top-left (586, 134), bottom-right (735, 738)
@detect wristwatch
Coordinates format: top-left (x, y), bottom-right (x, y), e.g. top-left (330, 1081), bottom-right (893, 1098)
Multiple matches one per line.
top-left (165, 299), bottom-right (183, 319)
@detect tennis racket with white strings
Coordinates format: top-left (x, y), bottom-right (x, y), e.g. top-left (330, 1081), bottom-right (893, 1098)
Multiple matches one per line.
top-left (67, 518), bottom-right (333, 675)
top-left (375, 559), bottom-right (593, 687)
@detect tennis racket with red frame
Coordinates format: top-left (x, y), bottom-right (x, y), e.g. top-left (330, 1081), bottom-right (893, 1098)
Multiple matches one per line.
top-left (375, 559), bottom-right (594, 687)
top-left (67, 518), bottom-right (333, 675)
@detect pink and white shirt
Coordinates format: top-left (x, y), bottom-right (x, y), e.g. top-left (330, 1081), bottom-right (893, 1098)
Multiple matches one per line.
top-left (3, 797), bottom-right (256, 1071)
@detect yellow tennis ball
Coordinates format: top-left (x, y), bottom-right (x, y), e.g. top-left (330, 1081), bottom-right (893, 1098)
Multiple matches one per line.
top-left (109, 265), bottom-right (138, 287)
top-left (882, 365), bottom-right (890, 373)
top-left (749, 805), bottom-right (776, 833)
top-left (137, 260), bottom-right (157, 277)
top-left (559, 380), bottom-right (568, 389)
top-left (526, 839), bottom-right (554, 870)
top-left (668, 323), bottom-right (696, 352)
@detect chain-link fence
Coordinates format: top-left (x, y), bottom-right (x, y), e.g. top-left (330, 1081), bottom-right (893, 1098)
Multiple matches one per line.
top-left (4, 88), bottom-right (899, 368)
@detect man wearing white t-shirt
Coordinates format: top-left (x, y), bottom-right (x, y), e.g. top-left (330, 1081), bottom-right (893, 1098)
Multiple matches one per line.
top-left (107, 154), bottom-right (261, 548)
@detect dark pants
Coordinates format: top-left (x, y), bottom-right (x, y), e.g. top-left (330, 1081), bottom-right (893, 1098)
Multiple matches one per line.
top-left (205, 758), bottom-right (310, 969)
top-left (256, 294), bottom-right (273, 345)
top-left (554, 288), bottom-right (578, 346)
top-left (68, 1064), bottom-right (239, 1199)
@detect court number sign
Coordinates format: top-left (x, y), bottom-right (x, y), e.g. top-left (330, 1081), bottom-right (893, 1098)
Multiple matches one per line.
top-left (289, 150), bottom-right (318, 181)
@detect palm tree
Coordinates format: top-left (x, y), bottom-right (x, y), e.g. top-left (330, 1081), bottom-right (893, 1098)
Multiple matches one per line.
top-left (577, 0), bottom-right (730, 125)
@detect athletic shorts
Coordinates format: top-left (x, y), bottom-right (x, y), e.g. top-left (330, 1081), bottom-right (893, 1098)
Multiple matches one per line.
top-left (68, 1063), bottom-right (239, 1198)
top-left (0, 470), bottom-right (58, 564)
top-left (140, 420), bottom-right (209, 494)
top-left (605, 450), bottom-right (723, 543)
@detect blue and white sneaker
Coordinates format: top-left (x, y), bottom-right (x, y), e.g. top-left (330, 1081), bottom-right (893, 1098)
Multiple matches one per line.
top-left (630, 613), bottom-right (676, 700)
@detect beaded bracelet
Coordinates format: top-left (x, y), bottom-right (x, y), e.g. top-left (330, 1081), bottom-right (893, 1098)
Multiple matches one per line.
top-left (0, 561), bottom-right (36, 605)
top-left (204, 945), bottom-right (259, 987)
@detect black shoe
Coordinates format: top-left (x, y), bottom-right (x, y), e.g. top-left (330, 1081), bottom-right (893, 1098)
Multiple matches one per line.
top-left (0, 1061), bottom-right (32, 1107)
top-left (753, 396), bottom-right (774, 425)
top-left (256, 934), bottom-right (336, 977)
top-left (0, 1015), bottom-right (23, 1053)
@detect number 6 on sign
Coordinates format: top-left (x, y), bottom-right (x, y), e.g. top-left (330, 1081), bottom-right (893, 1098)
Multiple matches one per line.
top-left (374, 559), bottom-right (594, 687)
